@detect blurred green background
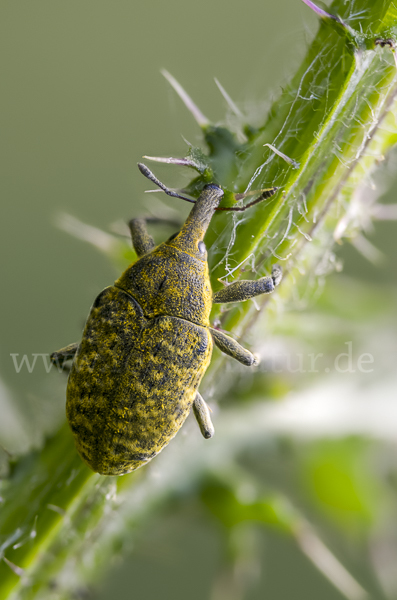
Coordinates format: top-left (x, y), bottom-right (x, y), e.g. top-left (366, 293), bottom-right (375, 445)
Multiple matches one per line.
top-left (1, 1), bottom-right (397, 599)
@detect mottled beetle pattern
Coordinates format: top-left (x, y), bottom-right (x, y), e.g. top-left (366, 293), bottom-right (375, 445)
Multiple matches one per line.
top-left (52, 165), bottom-right (282, 475)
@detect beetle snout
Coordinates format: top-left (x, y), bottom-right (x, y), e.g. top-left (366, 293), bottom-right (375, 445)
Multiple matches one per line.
top-left (167, 184), bottom-right (224, 258)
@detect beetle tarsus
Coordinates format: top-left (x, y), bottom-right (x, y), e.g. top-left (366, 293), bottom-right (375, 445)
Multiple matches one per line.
top-left (193, 392), bottom-right (215, 439)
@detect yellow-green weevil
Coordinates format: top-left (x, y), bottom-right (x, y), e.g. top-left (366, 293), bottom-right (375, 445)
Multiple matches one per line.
top-left (51, 164), bottom-right (282, 475)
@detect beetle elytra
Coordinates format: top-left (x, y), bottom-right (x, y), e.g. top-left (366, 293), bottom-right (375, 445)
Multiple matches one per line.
top-left (51, 165), bottom-right (282, 475)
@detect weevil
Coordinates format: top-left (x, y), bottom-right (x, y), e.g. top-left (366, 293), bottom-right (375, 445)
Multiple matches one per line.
top-left (51, 164), bottom-right (282, 475)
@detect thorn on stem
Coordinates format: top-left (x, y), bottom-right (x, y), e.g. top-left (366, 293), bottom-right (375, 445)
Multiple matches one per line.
top-left (143, 155), bottom-right (198, 169)
top-left (301, 0), bottom-right (350, 35)
top-left (301, 0), bottom-right (339, 21)
top-left (214, 78), bottom-right (243, 118)
top-left (161, 69), bottom-right (210, 129)
top-left (3, 557), bottom-right (25, 578)
top-left (264, 143), bottom-right (300, 169)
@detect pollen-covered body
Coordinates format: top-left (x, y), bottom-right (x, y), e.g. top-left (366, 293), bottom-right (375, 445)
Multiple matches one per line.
top-left (67, 244), bottom-right (213, 475)
top-left (52, 179), bottom-right (282, 476)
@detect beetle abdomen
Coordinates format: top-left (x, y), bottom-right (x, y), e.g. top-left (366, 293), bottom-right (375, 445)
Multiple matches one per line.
top-left (66, 286), bottom-right (212, 475)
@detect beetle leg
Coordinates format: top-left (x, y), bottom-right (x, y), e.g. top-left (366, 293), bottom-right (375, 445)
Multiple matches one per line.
top-left (129, 217), bottom-right (182, 256)
top-left (193, 392), bottom-right (215, 439)
top-left (210, 328), bottom-right (258, 366)
top-left (212, 265), bottom-right (282, 304)
top-left (128, 218), bottom-right (156, 257)
top-left (50, 342), bottom-right (79, 367)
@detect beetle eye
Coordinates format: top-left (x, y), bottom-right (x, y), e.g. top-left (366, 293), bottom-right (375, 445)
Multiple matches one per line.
top-left (198, 241), bottom-right (206, 254)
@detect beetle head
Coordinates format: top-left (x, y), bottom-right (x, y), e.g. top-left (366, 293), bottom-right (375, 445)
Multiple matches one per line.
top-left (137, 163), bottom-right (224, 261)
top-left (166, 184), bottom-right (224, 260)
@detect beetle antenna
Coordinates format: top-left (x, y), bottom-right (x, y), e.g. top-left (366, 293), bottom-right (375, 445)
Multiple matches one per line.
top-left (137, 163), bottom-right (195, 204)
top-left (138, 162), bottom-right (278, 211)
top-left (215, 187), bottom-right (279, 212)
